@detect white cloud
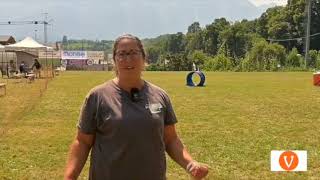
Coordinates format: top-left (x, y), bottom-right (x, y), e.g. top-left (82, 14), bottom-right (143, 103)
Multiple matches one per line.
top-left (248, 0), bottom-right (287, 7)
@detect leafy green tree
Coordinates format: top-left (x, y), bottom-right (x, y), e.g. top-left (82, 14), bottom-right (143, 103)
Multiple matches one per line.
top-left (146, 46), bottom-right (161, 64)
top-left (202, 24), bottom-right (219, 56)
top-left (255, 12), bottom-right (269, 38)
top-left (166, 53), bottom-right (191, 71)
top-left (187, 22), bottom-right (202, 34)
top-left (185, 32), bottom-right (204, 53)
top-left (244, 40), bottom-right (286, 71)
top-left (62, 35), bottom-right (68, 45)
top-left (310, 0), bottom-right (320, 50)
top-left (165, 32), bottom-right (186, 54)
top-left (219, 20), bottom-right (256, 61)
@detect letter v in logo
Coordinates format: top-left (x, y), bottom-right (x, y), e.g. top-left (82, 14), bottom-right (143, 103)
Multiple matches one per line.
top-left (279, 151), bottom-right (299, 171)
top-left (284, 155), bottom-right (294, 167)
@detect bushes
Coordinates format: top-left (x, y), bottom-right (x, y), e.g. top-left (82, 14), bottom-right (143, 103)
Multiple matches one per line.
top-left (240, 40), bottom-right (286, 71)
top-left (316, 51), bottom-right (320, 69)
top-left (204, 54), bottom-right (233, 71)
top-left (286, 48), bottom-right (303, 67)
top-left (309, 50), bottom-right (319, 69)
top-left (146, 64), bottom-right (164, 71)
top-left (188, 50), bottom-right (208, 70)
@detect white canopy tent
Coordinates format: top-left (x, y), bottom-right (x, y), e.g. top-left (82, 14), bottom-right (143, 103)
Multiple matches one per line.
top-left (3, 37), bottom-right (55, 72)
top-left (0, 44), bottom-right (4, 51)
top-left (5, 37), bottom-right (52, 51)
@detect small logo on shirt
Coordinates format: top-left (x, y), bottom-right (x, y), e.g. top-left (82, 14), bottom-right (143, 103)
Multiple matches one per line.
top-left (145, 103), bottom-right (163, 114)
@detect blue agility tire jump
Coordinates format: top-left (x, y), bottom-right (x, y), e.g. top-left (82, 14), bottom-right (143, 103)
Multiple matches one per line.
top-left (186, 71), bottom-right (206, 87)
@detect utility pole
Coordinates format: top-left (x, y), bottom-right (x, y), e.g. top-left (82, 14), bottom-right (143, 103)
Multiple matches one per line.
top-left (43, 12), bottom-right (48, 44)
top-left (305, 0), bottom-right (312, 69)
top-left (34, 29), bottom-right (38, 41)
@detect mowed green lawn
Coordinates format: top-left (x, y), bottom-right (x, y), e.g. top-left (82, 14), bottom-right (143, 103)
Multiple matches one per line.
top-left (0, 71), bottom-right (320, 179)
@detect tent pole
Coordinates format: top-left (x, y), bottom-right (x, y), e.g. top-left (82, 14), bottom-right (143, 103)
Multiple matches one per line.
top-left (1, 52), bottom-right (3, 77)
top-left (5, 52), bottom-right (8, 78)
top-left (51, 50), bottom-right (54, 78)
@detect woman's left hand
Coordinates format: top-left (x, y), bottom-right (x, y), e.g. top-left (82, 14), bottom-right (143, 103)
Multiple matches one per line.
top-left (187, 161), bottom-right (209, 179)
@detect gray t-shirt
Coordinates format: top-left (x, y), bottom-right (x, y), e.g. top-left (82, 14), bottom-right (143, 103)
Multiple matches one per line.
top-left (78, 80), bottom-right (177, 180)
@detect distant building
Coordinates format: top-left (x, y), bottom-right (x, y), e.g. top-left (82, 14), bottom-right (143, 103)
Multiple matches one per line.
top-left (107, 53), bottom-right (114, 65)
top-left (59, 50), bottom-right (114, 71)
top-left (0, 35), bottom-right (16, 45)
top-left (87, 51), bottom-right (104, 64)
top-left (39, 51), bottom-right (61, 59)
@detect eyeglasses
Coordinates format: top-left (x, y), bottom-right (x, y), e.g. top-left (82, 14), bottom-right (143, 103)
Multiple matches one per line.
top-left (115, 50), bottom-right (142, 61)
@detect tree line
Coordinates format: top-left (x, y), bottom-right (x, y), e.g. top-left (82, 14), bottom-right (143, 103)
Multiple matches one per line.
top-left (60, 0), bottom-right (320, 71)
top-left (61, 36), bottom-right (113, 54)
top-left (145, 0), bottom-right (320, 71)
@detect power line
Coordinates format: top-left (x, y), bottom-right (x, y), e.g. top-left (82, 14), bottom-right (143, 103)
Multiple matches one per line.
top-left (267, 32), bottom-right (320, 42)
top-left (0, 14), bottom-right (53, 44)
top-left (0, 21), bottom-right (47, 25)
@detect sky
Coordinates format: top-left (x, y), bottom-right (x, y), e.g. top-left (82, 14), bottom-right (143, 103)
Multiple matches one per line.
top-left (0, 0), bottom-right (287, 42)
top-left (248, 0), bottom-right (287, 6)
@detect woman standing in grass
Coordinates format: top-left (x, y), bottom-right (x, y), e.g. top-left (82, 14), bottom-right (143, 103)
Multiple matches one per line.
top-left (64, 34), bottom-right (208, 180)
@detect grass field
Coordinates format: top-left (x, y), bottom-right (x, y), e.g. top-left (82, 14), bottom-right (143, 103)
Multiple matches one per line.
top-left (0, 71), bottom-right (320, 179)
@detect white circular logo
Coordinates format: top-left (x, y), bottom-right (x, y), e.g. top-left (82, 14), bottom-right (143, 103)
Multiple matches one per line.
top-left (87, 59), bottom-right (94, 66)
